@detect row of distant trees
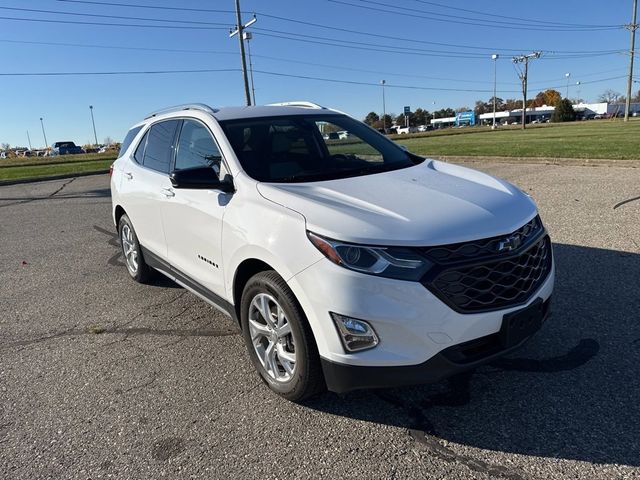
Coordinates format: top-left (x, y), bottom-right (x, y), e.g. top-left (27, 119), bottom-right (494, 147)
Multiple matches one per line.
top-left (364, 88), bottom-right (640, 127)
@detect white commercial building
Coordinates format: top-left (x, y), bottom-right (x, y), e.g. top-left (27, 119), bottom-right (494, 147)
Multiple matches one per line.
top-left (431, 102), bottom-right (640, 127)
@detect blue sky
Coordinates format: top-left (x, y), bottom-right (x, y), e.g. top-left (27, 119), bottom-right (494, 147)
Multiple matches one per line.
top-left (0, 0), bottom-right (636, 148)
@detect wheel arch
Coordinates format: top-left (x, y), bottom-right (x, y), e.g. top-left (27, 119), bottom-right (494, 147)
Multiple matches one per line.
top-left (232, 258), bottom-right (274, 324)
top-left (113, 204), bottom-right (126, 230)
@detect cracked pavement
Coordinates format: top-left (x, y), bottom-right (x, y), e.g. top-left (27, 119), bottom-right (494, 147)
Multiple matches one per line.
top-left (0, 162), bottom-right (639, 479)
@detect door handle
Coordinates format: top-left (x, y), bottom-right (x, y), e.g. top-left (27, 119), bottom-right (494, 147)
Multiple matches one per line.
top-left (124, 171), bottom-right (133, 180)
top-left (161, 187), bottom-right (175, 198)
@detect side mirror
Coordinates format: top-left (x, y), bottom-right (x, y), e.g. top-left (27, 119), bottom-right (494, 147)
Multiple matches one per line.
top-left (170, 167), bottom-right (234, 193)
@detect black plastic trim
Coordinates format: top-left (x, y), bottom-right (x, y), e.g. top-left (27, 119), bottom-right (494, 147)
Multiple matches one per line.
top-left (420, 233), bottom-right (552, 314)
top-left (140, 246), bottom-right (239, 325)
top-left (321, 298), bottom-right (550, 393)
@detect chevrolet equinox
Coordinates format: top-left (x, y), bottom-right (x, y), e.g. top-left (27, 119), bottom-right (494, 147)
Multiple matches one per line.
top-left (110, 102), bottom-right (554, 401)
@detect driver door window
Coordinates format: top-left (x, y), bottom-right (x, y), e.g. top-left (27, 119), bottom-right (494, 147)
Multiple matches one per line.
top-left (175, 120), bottom-right (222, 177)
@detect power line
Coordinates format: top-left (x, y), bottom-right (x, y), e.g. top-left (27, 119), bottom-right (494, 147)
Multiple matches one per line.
top-left (0, 67), bottom-right (516, 92)
top-left (253, 27), bottom-right (495, 57)
top-left (328, 0), bottom-right (622, 32)
top-left (0, 67), bottom-right (622, 95)
top-left (1, 37), bottom-right (627, 90)
top-left (252, 53), bottom-right (519, 85)
top-left (255, 29), bottom-right (624, 62)
top-left (409, 0), bottom-right (618, 29)
top-left (49, 0), bottom-right (621, 55)
top-left (0, 6), bottom-right (230, 26)
top-left (54, 0), bottom-right (235, 14)
top-left (0, 16), bottom-right (228, 30)
top-left (0, 68), bottom-right (241, 77)
top-left (0, 38), bottom-right (237, 56)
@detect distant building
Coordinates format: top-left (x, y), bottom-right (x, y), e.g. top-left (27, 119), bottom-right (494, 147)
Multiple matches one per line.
top-left (430, 102), bottom-right (640, 127)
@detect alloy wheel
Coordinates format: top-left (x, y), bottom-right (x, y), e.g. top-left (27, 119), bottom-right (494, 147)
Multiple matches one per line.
top-left (121, 224), bottom-right (139, 274)
top-left (248, 293), bottom-right (296, 382)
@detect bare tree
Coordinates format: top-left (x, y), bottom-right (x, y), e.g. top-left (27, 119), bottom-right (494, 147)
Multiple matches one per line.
top-left (104, 136), bottom-right (114, 146)
top-left (0, 142), bottom-right (10, 150)
top-left (598, 89), bottom-right (622, 103)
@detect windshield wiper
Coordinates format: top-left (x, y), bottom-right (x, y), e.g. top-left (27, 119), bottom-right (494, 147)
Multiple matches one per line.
top-left (274, 172), bottom-right (339, 183)
top-left (272, 162), bottom-right (414, 183)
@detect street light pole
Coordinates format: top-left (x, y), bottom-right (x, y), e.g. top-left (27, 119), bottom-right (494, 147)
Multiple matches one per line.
top-left (565, 73), bottom-right (571, 99)
top-left (89, 105), bottom-right (98, 146)
top-left (26, 130), bottom-right (33, 150)
top-left (381, 79), bottom-right (387, 133)
top-left (492, 54), bottom-right (499, 129)
top-left (39, 117), bottom-right (48, 149)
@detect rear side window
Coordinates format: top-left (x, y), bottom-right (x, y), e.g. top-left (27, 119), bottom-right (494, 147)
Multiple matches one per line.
top-left (142, 120), bottom-right (180, 174)
top-left (175, 120), bottom-right (222, 176)
top-left (134, 131), bottom-right (148, 164)
top-left (119, 126), bottom-right (143, 157)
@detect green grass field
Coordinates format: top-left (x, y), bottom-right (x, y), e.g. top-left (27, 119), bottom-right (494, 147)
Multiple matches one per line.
top-left (1, 119), bottom-right (637, 182)
top-left (393, 119), bottom-right (640, 160)
top-left (0, 158), bottom-right (114, 181)
top-left (0, 152), bottom-right (117, 182)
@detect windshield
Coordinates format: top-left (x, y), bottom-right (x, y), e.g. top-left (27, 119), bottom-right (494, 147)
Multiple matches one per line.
top-left (219, 114), bottom-right (422, 183)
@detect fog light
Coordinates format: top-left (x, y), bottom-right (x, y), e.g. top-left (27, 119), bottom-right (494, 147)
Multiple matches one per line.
top-left (330, 313), bottom-right (379, 352)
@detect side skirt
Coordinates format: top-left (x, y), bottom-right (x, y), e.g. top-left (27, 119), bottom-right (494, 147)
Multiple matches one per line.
top-left (140, 246), bottom-right (239, 326)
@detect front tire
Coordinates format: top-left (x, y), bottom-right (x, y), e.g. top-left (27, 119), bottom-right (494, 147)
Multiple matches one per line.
top-left (118, 214), bottom-right (154, 283)
top-left (240, 271), bottom-right (325, 402)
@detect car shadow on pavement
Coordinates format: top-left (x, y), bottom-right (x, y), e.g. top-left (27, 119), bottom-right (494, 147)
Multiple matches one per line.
top-left (304, 243), bottom-right (640, 468)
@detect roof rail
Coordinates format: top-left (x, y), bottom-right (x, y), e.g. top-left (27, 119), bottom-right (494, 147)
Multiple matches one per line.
top-left (266, 101), bottom-right (327, 110)
top-left (144, 103), bottom-right (218, 119)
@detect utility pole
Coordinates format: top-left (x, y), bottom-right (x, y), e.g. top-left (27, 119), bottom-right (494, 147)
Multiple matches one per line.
top-left (229, 1), bottom-right (256, 107)
top-left (492, 54), bottom-right (499, 129)
top-left (89, 105), bottom-right (98, 146)
top-left (26, 130), bottom-right (32, 150)
top-left (243, 31), bottom-right (256, 105)
top-left (39, 117), bottom-right (48, 149)
top-left (381, 80), bottom-right (387, 133)
top-left (513, 52), bottom-right (542, 130)
top-left (624, 0), bottom-right (638, 121)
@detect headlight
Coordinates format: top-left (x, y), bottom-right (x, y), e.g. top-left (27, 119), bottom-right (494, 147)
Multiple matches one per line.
top-left (307, 231), bottom-right (432, 281)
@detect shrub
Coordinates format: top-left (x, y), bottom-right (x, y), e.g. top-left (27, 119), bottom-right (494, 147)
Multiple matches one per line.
top-left (552, 99), bottom-right (576, 122)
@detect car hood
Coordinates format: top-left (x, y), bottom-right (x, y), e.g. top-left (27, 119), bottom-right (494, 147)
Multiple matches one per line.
top-left (256, 159), bottom-right (538, 246)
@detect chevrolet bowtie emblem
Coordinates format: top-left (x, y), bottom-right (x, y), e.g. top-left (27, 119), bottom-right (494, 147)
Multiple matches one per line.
top-left (498, 233), bottom-right (522, 252)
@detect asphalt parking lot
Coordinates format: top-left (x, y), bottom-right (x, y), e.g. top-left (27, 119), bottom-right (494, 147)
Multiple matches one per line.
top-left (1, 161), bottom-right (639, 480)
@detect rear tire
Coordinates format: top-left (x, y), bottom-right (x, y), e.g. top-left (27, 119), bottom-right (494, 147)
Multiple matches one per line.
top-left (240, 270), bottom-right (325, 402)
top-left (118, 214), bottom-right (154, 283)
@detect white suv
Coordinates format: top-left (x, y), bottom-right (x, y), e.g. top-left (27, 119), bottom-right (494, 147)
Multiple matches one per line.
top-left (110, 102), bottom-right (554, 401)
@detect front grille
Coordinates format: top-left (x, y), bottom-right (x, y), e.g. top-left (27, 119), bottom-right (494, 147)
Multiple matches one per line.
top-left (421, 220), bottom-right (552, 313)
top-left (425, 216), bottom-right (542, 264)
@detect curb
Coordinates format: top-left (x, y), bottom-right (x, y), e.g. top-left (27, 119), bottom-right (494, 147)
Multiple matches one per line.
top-left (0, 169), bottom-right (110, 187)
top-left (431, 155), bottom-right (639, 168)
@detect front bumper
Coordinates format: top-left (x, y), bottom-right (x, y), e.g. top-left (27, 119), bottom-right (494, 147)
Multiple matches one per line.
top-left (321, 297), bottom-right (551, 393)
top-left (288, 255), bottom-right (555, 365)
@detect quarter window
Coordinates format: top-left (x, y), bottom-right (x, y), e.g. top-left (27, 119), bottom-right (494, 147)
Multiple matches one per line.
top-left (142, 120), bottom-right (180, 174)
top-left (119, 126), bottom-right (142, 157)
top-left (175, 120), bottom-right (222, 176)
top-left (133, 131), bottom-right (148, 164)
